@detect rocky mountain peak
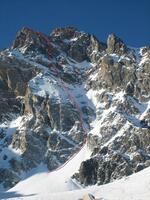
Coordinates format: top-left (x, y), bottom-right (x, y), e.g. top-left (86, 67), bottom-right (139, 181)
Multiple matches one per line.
top-left (0, 26), bottom-right (150, 192)
top-left (140, 46), bottom-right (150, 57)
top-left (12, 27), bottom-right (54, 58)
top-left (12, 27), bottom-right (39, 49)
top-left (107, 33), bottom-right (127, 55)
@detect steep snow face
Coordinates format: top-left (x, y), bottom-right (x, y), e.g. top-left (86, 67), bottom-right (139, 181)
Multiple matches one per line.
top-left (29, 73), bottom-right (68, 101)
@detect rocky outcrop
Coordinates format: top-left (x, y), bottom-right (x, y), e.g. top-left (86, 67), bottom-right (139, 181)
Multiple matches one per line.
top-left (78, 127), bottom-right (150, 186)
top-left (77, 117), bottom-right (150, 185)
top-left (107, 33), bottom-right (127, 55)
top-left (82, 193), bottom-right (96, 200)
top-left (78, 158), bottom-right (99, 185)
top-left (0, 61), bottom-right (36, 96)
top-left (68, 33), bottom-right (90, 62)
top-left (12, 27), bottom-right (58, 59)
top-left (89, 54), bottom-right (136, 91)
top-left (51, 27), bottom-right (106, 63)
top-left (24, 86), bottom-right (82, 132)
top-left (68, 33), bottom-right (106, 63)
top-left (0, 58), bottom-right (38, 122)
top-left (51, 26), bottom-right (77, 40)
top-left (0, 168), bottom-right (20, 189)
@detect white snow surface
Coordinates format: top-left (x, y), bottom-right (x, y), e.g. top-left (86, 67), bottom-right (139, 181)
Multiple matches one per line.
top-left (1, 143), bottom-right (91, 199)
top-left (1, 158), bottom-right (150, 200)
top-left (29, 73), bottom-right (67, 101)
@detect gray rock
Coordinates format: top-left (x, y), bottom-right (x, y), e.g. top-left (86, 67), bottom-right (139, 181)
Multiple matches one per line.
top-left (107, 33), bottom-right (127, 55)
top-left (0, 168), bottom-right (20, 189)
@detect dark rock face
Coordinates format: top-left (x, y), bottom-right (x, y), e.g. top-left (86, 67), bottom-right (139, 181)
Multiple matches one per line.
top-left (0, 60), bottom-right (36, 96)
top-left (0, 59), bottom-right (37, 122)
top-left (79, 158), bottom-right (99, 185)
top-left (78, 127), bottom-right (150, 185)
top-left (68, 33), bottom-right (107, 62)
top-left (125, 82), bottom-right (134, 95)
top-left (24, 87), bottom-right (81, 132)
top-left (11, 129), bottom-right (48, 170)
top-left (0, 168), bottom-right (20, 188)
top-left (51, 26), bottom-right (77, 40)
top-left (12, 27), bottom-right (58, 59)
top-left (51, 26), bottom-right (106, 63)
top-left (68, 34), bottom-right (90, 62)
top-left (89, 54), bottom-right (136, 91)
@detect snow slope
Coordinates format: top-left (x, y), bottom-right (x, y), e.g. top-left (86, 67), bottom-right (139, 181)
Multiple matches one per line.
top-left (50, 166), bottom-right (150, 200)
top-left (0, 143), bottom-right (91, 199)
top-left (1, 155), bottom-right (150, 200)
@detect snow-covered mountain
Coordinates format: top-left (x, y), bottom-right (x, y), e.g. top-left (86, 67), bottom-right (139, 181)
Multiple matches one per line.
top-left (0, 26), bottom-right (150, 199)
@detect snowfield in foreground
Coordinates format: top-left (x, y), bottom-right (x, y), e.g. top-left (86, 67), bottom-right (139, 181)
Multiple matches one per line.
top-left (1, 147), bottom-right (150, 200)
top-left (0, 143), bottom-right (91, 199)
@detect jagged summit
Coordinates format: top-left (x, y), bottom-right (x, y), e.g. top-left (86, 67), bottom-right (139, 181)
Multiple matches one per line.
top-left (0, 26), bottom-right (150, 198)
top-left (11, 26), bottom-right (131, 63)
top-left (12, 27), bottom-right (54, 59)
top-left (107, 33), bottom-right (127, 54)
top-left (50, 26), bottom-right (78, 39)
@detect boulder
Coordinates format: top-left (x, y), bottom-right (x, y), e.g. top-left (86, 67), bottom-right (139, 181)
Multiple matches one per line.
top-left (83, 193), bottom-right (96, 200)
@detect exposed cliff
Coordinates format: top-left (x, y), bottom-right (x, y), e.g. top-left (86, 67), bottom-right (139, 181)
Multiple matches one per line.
top-left (0, 26), bottom-right (150, 190)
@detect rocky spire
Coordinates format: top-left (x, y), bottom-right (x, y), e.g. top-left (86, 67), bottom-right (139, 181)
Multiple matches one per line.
top-left (107, 33), bottom-right (127, 55)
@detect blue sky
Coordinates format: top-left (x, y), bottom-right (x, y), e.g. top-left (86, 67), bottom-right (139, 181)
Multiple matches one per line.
top-left (0, 0), bottom-right (150, 50)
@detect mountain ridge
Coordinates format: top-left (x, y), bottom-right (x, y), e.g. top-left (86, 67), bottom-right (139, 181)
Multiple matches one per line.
top-left (0, 26), bottom-right (150, 197)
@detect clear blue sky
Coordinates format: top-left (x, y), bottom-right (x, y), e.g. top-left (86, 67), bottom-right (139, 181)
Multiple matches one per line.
top-left (0, 0), bottom-right (150, 50)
